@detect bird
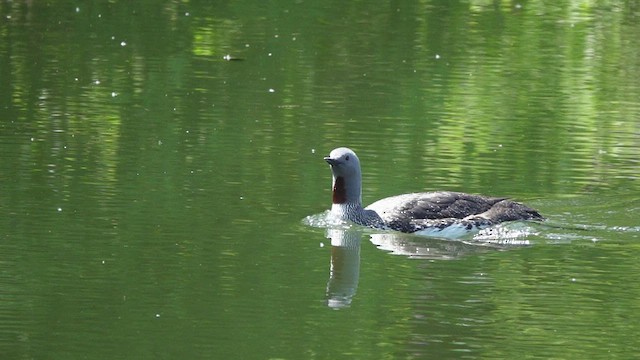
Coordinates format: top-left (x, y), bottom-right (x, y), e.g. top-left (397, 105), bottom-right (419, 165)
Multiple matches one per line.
top-left (323, 147), bottom-right (544, 237)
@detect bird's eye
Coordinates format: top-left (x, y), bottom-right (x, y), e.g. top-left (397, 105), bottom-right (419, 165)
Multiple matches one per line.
top-left (345, 155), bottom-right (350, 161)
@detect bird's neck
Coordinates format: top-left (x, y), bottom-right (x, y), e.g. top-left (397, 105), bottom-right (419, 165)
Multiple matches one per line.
top-left (331, 174), bottom-right (368, 224)
top-left (331, 201), bottom-right (384, 229)
top-left (331, 175), bottom-right (362, 207)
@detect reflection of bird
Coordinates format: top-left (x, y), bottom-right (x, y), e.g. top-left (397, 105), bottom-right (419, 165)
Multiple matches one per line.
top-left (324, 147), bottom-right (543, 237)
top-left (325, 229), bottom-right (361, 309)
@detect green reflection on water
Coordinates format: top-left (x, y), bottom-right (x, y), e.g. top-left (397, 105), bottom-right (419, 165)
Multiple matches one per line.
top-left (0, 1), bottom-right (639, 359)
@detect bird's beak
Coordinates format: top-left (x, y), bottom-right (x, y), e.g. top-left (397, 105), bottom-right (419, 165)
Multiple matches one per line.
top-left (324, 156), bottom-right (338, 166)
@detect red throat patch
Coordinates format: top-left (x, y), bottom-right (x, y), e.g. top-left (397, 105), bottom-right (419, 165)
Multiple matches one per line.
top-left (332, 176), bottom-right (347, 204)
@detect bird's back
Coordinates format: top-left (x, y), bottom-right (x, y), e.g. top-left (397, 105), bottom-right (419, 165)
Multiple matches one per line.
top-left (366, 191), bottom-right (543, 233)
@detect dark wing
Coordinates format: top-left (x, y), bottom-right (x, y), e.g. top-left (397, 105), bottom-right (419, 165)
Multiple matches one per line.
top-left (366, 191), bottom-right (543, 233)
top-left (366, 191), bottom-right (504, 220)
top-left (476, 199), bottom-right (544, 223)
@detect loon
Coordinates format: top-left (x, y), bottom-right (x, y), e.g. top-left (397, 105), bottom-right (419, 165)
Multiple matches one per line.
top-left (324, 147), bottom-right (543, 237)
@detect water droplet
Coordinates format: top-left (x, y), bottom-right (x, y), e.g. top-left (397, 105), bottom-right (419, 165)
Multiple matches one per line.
top-left (95, 80), bottom-right (100, 85)
top-left (120, 41), bottom-right (127, 47)
top-left (435, 54), bottom-right (440, 59)
top-left (268, 88), bottom-right (275, 93)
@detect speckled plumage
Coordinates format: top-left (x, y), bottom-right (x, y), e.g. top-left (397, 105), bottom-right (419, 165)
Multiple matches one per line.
top-left (324, 147), bottom-right (543, 235)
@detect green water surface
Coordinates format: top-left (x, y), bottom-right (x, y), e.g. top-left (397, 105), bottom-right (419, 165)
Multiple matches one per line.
top-left (1, 1), bottom-right (639, 359)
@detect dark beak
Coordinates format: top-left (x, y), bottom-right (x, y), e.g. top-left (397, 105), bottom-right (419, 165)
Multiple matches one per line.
top-left (324, 157), bottom-right (338, 166)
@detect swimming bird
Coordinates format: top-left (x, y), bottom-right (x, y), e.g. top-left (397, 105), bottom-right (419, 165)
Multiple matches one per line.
top-left (324, 147), bottom-right (543, 237)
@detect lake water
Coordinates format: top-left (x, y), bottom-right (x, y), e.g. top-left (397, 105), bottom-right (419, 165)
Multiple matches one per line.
top-left (1, 1), bottom-right (639, 359)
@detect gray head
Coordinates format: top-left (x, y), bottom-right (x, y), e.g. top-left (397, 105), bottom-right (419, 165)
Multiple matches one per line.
top-left (324, 147), bottom-right (363, 205)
